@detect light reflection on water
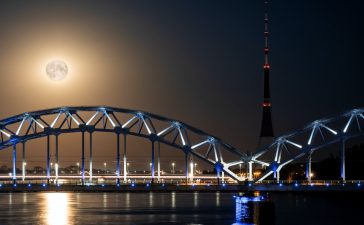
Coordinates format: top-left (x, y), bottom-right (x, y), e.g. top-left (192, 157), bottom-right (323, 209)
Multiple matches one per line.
top-left (0, 192), bottom-right (234, 225)
top-left (42, 193), bottom-right (72, 225)
top-left (1, 192), bottom-right (362, 225)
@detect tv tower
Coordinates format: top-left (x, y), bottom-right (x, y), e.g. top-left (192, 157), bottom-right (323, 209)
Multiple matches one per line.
top-left (259, 1), bottom-right (274, 138)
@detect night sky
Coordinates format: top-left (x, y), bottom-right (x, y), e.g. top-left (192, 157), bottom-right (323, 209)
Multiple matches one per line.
top-left (0, 1), bottom-right (363, 168)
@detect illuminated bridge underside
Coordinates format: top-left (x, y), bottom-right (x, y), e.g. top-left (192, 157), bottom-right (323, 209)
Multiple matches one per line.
top-left (0, 106), bottom-right (247, 183)
top-left (252, 108), bottom-right (364, 182)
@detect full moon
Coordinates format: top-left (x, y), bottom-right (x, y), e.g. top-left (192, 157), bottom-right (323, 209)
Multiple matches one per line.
top-left (45, 60), bottom-right (68, 81)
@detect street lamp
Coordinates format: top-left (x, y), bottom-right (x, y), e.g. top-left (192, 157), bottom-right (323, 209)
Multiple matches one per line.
top-left (104, 162), bottom-right (107, 174)
top-left (194, 163), bottom-right (197, 174)
top-left (171, 162), bottom-right (175, 174)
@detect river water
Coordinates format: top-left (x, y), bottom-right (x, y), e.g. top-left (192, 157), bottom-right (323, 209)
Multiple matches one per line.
top-left (0, 192), bottom-right (362, 225)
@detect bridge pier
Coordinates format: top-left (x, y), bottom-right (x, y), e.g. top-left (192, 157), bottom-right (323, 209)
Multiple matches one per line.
top-left (151, 141), bottom-right (155, 184)
top-left (81, 131), bottom-right (85, 185)
top-left (123, 134), bottom-right (127, 183)
top-left (306, 152), bottom-right (312, 183)
top-left (248, 161), bottom-right (253, 181)
top-left (157, 142), bottom-right (161, 183)
top-left (185, 153), bottom-right (189, 184)
top-left (216, 167), bottom-right (221, 185)
top-left (12, 144), bottom-right (16, 184)
top-left (341, 139), bottom-right (346, 182)
top-left (46, 135), bottom-right (50, 184)
top-left (22, 142), bottom-right (26, 182)
top-left (276, 170), bottom-right (280, 183)
top-left (55, 135), bottom-right (59, 184)
top-left (116, 133), bottom-right (120, 185)
top-left (89, 132), bottom-right (93, 184)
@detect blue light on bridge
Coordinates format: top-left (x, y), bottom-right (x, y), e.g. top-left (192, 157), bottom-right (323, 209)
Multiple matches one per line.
top-left (13, 184), bottom-right (17, 187)
top-left (42, 183), bottom-right (46, 187)
top-left (0, 184), bottom-right (2, 188)
top-left (27, 183), bottom-right (31, 187)
top-left (248, 183), bottom-right (252, 187)
top-left (222, 183), bottom-right (226, 187)
top-left (279, 183), bottom-right (283, 187)
top-left (358, 183), bottom-right (361, 187)
top-left (294, 183), bottom-right (298, 187)
top-left (101, 184), bottom-right (105, 187)
top-left (146, 183), bottom-right (150, 187)
top-left (326, 183), bottom-right (330, 187)
top-left (131, 183), bottom-right (135, 187)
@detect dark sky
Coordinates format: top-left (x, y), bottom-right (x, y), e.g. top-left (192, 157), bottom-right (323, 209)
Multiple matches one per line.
top-left (0, 0), bottom-right (363, 168)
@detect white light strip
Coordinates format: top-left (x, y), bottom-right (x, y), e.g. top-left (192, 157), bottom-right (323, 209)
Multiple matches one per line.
top-left (178, 128), bottom-right (186, 146)
top-left (0, 129), bottom-right (11, 138)
top-left (141, 117), bottom-right (152, 134)
top-left (191, 139), bottom-right (209, 150)
top-left (274, 143), bottom-right (280, 162)
top-left (16, 117), bottom-right (26, 135)
top-left (307, 127), bottom-right (316, 145)
top-left (105, 112), bottom-right (116, 128)
top-left (343, 114), bottom-right (354, 133)
top-left (51, 112), bottom-right (62, 128)
top-left (32, 118), bottom-right (45, 129)
top-left (286, 140), bottom-right (302, 149)
top-left (213, 144), bottom-right (220, 162)
top-left (321, 124), bottom-right (337, 135)
top-left (252, 159), bottom-right (270, 167)
top-left (68, 113), bottom-right (80, 126)
top-left (157, 125), bottom-right (173, 136)
top-left (122, 116), bottom-right (137, 128)
top-left (86, 111), bottom-right (99, 125)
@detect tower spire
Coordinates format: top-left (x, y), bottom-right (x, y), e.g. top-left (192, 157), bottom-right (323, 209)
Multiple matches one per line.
top-left (259, 0), bottom-right (274, 138)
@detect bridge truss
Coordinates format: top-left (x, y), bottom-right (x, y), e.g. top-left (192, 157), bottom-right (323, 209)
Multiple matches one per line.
top-left (251, 108), bottom-right (364, 182)
top-left (0, 106), bottom-right (247, 184)
top-left (0, 106), bottom-right (363, 185)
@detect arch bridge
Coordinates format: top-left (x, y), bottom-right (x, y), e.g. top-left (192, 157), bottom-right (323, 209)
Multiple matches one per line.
top-left (251, 108), bottom-right (364, 183)
top-left (0, 106), bottom-right (247, 185)
top-left (0, 106), bottom-right (363, 185)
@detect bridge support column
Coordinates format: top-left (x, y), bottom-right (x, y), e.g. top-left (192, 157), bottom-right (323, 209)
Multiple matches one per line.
top-left (151, 141), bottom-right (155, 184)
top-left (55, 135), bottom-right (59, 184)
top-left (185, 153), bottom-right (189, 184)
top-left (157, 142), bottom-right (161, 183)
top-left (341, 139), bottom-right (346, 182)
top-left (12, 144), bottom-right (17, 184)
top-left (81, 131), bottom-right (85, 185)
top-left (22, 142), bottom-right (26, 182)
top-left (89, 132), bottom-right (93, 184)
top-left (276, 170), bottom-right (280, 183)
top-left (248, 161), bottom-right (253, 181)
top-left (306, 153), bottom-right (312, 183)
top-left (46, 135), bottom-right (50, 184)
top-left (116, 133), bottom-right (120, 185)
top-left (216, 167), bottom-right (221, 185)
top-left (123, 134), bottom-right (127, 183)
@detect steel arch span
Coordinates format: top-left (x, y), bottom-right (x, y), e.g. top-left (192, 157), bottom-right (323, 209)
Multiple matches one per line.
top-left (0, 106), bottom-right (247, 184)
top-left (251, 108), bottom-right (364, 183)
